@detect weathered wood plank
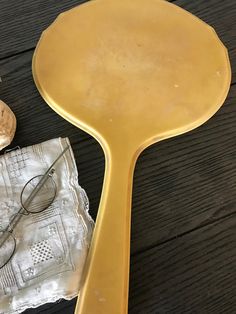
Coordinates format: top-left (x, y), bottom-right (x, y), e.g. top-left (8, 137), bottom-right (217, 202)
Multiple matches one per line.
top-left (0, 0), bottom-right (86, 59)
top-left (129, 215), bottom-right (236, 313)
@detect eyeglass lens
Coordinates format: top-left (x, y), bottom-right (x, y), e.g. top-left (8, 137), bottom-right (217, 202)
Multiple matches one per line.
top-left (21, 175), bottom-right (57, 214)
top-left (0, 231), bottom-right (16, 269)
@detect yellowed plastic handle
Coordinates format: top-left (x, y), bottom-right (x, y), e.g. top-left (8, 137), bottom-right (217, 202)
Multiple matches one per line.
top-left (76, 148), bottom-right (136, 314)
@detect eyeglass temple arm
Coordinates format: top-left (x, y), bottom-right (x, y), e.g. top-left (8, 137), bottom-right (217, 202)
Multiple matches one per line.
top-left (44, 145), bottom-right (70, 177)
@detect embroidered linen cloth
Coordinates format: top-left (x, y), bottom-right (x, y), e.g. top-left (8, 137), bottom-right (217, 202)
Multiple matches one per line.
top-left (0, 137), bottom-right (94, 314)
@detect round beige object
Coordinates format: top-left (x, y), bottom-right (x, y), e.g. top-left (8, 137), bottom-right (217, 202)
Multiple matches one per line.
top-left (0, 100), bottom-right (16, 150)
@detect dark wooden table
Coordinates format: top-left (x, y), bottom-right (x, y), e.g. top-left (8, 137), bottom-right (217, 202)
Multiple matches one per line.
top-left (0, 0), bottom-right (236, 313)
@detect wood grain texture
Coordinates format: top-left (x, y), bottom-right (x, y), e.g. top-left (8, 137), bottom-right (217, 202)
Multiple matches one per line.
top-left (0, 0), bottom-right (235, 313)
top-left (0, 0), bottom-right (86, 60)
top-left (129, 215), bottom-right (236, 313)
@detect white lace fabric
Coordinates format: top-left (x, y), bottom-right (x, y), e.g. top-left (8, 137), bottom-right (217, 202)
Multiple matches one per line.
top-left (0, 137), bottom-right (94, 314)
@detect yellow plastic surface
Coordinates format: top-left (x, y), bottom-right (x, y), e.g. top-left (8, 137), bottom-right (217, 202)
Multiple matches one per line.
top-left (32, 0), bottom-right (231, 313)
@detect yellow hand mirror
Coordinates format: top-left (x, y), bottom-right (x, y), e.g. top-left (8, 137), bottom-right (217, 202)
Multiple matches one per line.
top-left (32, 0), bottom-right (231, 313)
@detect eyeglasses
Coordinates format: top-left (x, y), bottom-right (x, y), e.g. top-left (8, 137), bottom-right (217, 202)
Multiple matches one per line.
top-left (0, 145), bottom-right (70, 269)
